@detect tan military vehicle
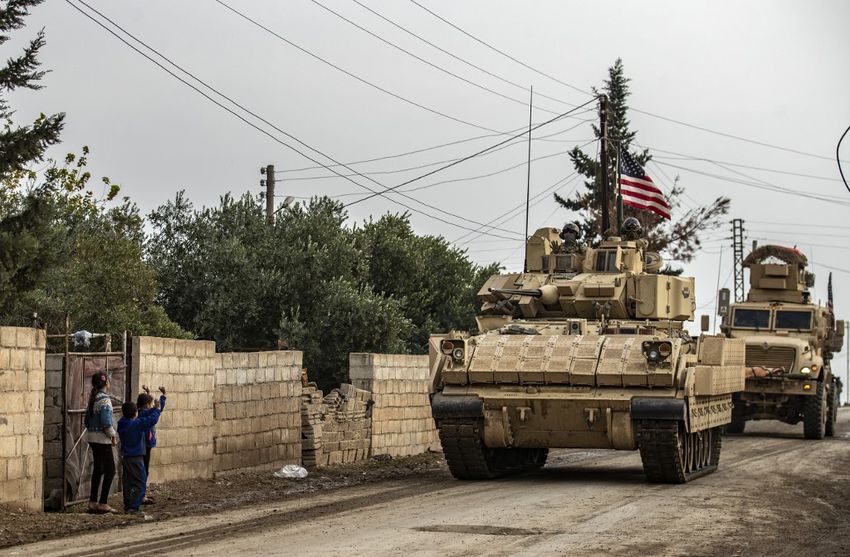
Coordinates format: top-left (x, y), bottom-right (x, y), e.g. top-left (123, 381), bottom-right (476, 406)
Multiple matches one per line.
top-left (723, 245), bottom-right (844, 438)
top-left (430, 227), bottom-right (747, 483)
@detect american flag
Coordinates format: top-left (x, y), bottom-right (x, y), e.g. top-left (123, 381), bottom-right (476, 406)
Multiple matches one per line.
top-left (618, 150), bottom-right (671, 220)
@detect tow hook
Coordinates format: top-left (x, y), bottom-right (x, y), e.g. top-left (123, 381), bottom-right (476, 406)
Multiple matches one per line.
top-left (584, 408), bottom-right (599, 429)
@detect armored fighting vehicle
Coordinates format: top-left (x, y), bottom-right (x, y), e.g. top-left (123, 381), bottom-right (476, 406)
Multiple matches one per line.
top-left (723, 245), bottom-right (844, 438)
top-left (430, 226), bottom-right (747, 483)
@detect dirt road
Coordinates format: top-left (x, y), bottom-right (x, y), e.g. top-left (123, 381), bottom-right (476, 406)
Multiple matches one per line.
top-left (7, 409), bottom-right (850, 556)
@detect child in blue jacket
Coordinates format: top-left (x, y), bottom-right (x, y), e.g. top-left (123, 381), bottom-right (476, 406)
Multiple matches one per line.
top-left (117, 400), bottom-right (161, 513)
top-left (137, 386), bottom-right (167, 487)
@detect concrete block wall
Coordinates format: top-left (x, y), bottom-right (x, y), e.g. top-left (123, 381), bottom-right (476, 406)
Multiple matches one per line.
top-left (0, 327), bottom-right (46, 510)
top-left (131, 337), bottom-right (216, 483)
top-left (213, 351), bottom-right (302, 476)
top-left (349, 353), bottom-right (439, 458)
top-left (42, 355), bottom-right (63, 501)
top-left (301, 384), bottom-right (371, 468)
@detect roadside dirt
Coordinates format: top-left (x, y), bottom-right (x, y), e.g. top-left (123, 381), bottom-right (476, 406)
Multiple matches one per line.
top-left (0, 452), bottom-right (447, 549)
top-left (6, 411), bottom-right (850, 556)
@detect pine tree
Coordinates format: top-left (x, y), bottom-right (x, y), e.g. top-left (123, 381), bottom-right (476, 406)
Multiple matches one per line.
top-left (555, 59), bottom-right (729, 265)
top-left (0, 0), bottom-right (64, 180)
top-left (0, 0), bottom-right (65, 312)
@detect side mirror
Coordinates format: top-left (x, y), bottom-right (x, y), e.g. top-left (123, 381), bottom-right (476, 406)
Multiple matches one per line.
top-left (700, 315), bottom-right (710, 333)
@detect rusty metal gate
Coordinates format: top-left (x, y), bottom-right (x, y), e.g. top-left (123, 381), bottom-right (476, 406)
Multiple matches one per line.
top-left (51, 329), bottom-right (130, 508)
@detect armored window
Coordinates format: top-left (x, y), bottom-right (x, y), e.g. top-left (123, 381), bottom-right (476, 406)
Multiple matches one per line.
top-left (732, 308), bottom-right (770, 329)
top-left (594, 251), bottom-right (620, 272)
top-left (775, 310), bottom-right (813, 331)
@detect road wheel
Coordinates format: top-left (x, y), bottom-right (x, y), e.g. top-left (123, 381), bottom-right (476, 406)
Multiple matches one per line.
top-left (636, 420), bottom-right (721, 484)
top-left (726, 393), bottom-right (746, 434)
top-left (825, 380), bottom-right (838, 438)
top-left (803, 380), bottom-right (827, 440)
top-left (438, 420), bottom-right (548, 480)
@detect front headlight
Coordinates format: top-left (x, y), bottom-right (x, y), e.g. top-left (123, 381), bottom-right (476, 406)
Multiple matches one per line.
top-left (800, 366), bottom-right (812, 375)
top-left (452, 347), bottom-right (465, 361)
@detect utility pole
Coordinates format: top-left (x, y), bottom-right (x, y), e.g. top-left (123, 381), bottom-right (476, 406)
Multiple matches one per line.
top-left (598, 95), bottom-right (610, 238)
top-left (261, 164), bottom-right (275, 222)
top-left (731, 218), bottom-right (746, 303)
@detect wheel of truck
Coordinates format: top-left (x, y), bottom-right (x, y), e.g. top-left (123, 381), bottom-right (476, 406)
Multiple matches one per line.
top-left (437, 419), bottom-right (547, 480)
top-left (636, 420), bottom-right (722, 484)
top-left (726, 393), bottom-right (746, 434)
top-left (803, 380), bottom-right (827, 440)
top-left (825, 380), bottom-right (838, 438)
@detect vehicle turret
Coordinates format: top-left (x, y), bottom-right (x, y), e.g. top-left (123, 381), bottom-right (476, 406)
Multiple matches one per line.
top-left (477, 227), bottom-right (694, 326)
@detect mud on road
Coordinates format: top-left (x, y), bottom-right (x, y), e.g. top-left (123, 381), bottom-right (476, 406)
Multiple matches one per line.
top-left (5, 410), bottom-right (850, 556)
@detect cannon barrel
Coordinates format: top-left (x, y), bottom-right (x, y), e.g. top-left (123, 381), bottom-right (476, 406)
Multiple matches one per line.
top-left (489, 287), bottom-right (543, 298)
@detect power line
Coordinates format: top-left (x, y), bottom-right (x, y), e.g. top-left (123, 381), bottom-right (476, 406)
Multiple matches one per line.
top-left (408, 1), bottom-right (848, 165)
top-left (649, 149), bottom-right (840, 183)
top-left (654, 160), bottom-right (850, 207)
top-left (213, 0), bottom-right (517, 135)
top-left (279, 119), bottom-right (594, 182)
top-left (408, 0), bottom-right (591, 97)
top-left (348, 0), bottom-right (580, 110)
top-left (274, 110), bottom-right (595, 174)
top-left (344, 97), bottom-right (598, 207)
top-left (747, 220), bottom-right (850, 230)
top-left (308, 0), bottom-right (565, 116)
top-left (66, 0), bottom-right (523, 240)
top-left (839, 123), bottom-right (850, 193)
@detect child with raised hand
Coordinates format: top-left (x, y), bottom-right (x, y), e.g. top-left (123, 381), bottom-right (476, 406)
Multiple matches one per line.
top-left (117, 398), bottom-right (161, 514)
top-left (137, 385), bottom-right (167, 503)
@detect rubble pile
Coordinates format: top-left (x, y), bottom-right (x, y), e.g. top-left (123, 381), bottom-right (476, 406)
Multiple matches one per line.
top-left (301, 383), bottom-right (372, 468)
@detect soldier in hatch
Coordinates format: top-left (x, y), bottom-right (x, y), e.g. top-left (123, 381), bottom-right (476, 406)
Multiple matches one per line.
top-left (619, 217), bottom-right (643, 241)
top-left (557, 222), bottom-right (586, 254)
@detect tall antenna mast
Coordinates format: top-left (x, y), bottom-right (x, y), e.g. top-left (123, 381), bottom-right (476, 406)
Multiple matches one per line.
top-left (598, 95), bottom-right (610, 238)
top-left (523, 85), bottom-right (533, 273)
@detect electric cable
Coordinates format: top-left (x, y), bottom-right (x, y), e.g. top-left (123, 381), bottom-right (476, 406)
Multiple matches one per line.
top-left (654, 161), bottom-right (850, 207)
top-left (66, 0), bottom-right (523, 240)
top-left (409, 1), bottom-right (847, 164)
top-left (309, 0), bottom-right (565, 116)
top-left (274, 109), bottom-right (595, 174)
top-left (344, 97), bottom-right (598, 207)
top-left (348, 0), bottom-right (580, 110)
top-left (280, 119), bottom-right (594, 182)
top-left (408, 0), bottom-right (591, 97)
top-left (214, 0), bottom-right (517, 135)
top-left (838, 123), bottom-right (850, 194)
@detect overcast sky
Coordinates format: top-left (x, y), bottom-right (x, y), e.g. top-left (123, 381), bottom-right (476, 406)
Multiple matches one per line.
top-left (9, 0), bottom-right (850, 388)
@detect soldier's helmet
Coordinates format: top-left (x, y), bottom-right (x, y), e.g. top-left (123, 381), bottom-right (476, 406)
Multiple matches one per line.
top-left (560, 222), bottom-right (581, 241)
top-left (620, 217), bottom-right (643, 240)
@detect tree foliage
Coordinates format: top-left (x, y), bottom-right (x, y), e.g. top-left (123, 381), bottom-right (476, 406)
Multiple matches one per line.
top-left (147, 194), bottom-right (496, 390)
top-left (0, 0), bottom-right (65, 311)
top-left (1, 148), bottom-right (189, 337)
top-left (555, 59), bottom-right (729, 264)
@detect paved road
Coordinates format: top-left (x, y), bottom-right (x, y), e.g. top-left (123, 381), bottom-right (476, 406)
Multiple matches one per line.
top-left (8, 410), bottom-right (850, 557)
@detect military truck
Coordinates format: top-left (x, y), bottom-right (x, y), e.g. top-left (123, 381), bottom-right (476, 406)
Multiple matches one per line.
top-left (722, 245), bottom-right (844, 438)
top-left (429, 226), bottom-right (747, 483)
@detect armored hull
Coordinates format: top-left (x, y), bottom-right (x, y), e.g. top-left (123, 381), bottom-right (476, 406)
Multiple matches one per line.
top-left (430, 228), bottom-right (748, 483)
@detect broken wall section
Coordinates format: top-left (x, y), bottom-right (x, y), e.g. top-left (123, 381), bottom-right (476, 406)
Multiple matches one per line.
top-left (301, 384), bottom-right (371, 467)
top-left (0, 327), bottom-right (46, 510)
top-left (213, 351), bottom-right (302, 476)
top-left (350, 353), bottom-right (439, 458)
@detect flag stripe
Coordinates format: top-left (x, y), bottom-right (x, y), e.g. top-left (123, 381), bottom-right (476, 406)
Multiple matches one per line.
top-left (623, 198), bottom-right (672, 219)
top-left (619, 175), bottom-right (658, 191)
top-left (621, 186), bottom-right (671, 208)
top-left (622, 195), bottom-right (672, 214)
